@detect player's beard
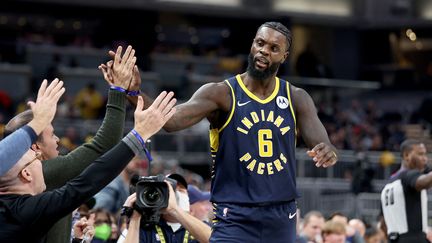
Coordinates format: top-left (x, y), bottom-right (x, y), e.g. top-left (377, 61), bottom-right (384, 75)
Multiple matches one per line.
top-left (246, 53), bottom-right (280, 81)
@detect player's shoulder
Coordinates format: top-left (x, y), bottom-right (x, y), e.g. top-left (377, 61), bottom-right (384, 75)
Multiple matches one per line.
top-left (286, 83), bottom-right (313, 109)
top-left (198, 80), bottom-right (231, 95)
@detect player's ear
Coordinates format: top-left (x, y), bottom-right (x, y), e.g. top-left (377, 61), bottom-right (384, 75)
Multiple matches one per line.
top-left (281, 51), bottom-right (289, 64)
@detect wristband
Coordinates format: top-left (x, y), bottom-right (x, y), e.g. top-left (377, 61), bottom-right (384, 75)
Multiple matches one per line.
top-left (110, 85), bottom-right (127, 93)
top-left (127, 90), bottom-right (141, 96)
top-left (121, 206), bottom-right (134, 218)
top-left (131, 129), bottom-right (153, 162)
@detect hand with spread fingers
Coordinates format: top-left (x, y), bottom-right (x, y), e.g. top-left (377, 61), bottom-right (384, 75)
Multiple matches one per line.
top-left (27, 78), bottom-right (66, 135)
top-left (307, 142), bottom-right (338, 168)
top-left (132, 91), bottom-right (177, 141)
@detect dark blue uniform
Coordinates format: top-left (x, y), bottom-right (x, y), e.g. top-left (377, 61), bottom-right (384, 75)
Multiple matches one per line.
top-left (209, 75), bottom-right (298, 242)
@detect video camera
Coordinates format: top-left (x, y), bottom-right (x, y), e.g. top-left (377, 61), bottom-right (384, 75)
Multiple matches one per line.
top-left (130, 174), bottom-right (177, 225)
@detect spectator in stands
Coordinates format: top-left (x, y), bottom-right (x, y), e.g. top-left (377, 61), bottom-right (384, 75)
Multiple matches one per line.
top-left (0, 79), bottom-right (64, 176)
top-left (364, 226), bottom-right (383, 243)
top-left (59, 126), bottom-right (81, 153)
top-left (0, 90), bottom-right (176, 242)
top-left (349, 219), bottom-right (366, 238)
top-left (322, 221), bottom-right (347, 243)
top-left (298, 211), bottom-right (325, 243)
top-left (381, 139), bottom-right (430, 243)
top-left (94, 156), bottom-right (144, 214)
top-left (74, 82), bottom-right (104, 119)
top-left (121, 174), bottom-right (211, 243)
top-left (72, 214), bottom-right (95, 243)
top-left (91, 208), bottom-right (114, 242)
top-left (187, 185), bottom-right (212, 222)
top-left (2, 45), bottom-right (136, 243)
top-left (329, 212), bottom-right (364, 243)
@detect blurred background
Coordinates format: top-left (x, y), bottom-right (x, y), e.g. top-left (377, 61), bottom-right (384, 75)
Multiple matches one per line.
top-left (0, 0), bottom-right (431, 223)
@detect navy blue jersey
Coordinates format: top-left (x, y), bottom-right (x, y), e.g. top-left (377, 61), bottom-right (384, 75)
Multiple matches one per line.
top-left (210, 74), bottom-right (299, 204)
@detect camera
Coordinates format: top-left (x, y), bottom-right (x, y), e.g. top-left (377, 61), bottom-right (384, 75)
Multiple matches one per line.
top-left (130, 174), bottom-right (177, 225)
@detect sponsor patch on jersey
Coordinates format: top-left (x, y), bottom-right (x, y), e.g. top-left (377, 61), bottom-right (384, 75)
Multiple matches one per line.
top-left (276, 96), bottom-right (289, 109)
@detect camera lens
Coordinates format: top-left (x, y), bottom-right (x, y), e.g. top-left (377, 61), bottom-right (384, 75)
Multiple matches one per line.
top-left (141, 186), bottom-right (163, 206)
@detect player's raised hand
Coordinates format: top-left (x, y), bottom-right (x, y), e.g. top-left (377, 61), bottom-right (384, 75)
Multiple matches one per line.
top-left (98, 60), bottom-right (114, 85)
top-left (307, 142), bottom-right (338, 168)
top-left (128, 65), bottom-right (142, 93)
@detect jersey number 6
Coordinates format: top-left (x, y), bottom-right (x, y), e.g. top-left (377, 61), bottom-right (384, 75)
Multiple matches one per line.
top-left (258, 129), bottom-right (273, 157)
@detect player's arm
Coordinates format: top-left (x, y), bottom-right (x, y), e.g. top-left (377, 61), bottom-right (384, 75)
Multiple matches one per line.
top-left (414, 171), bottom-right (432, 190)
top-left (291, 85), bottom-right (337, 168)
top-left (130, 82), bottom-right (228, 132)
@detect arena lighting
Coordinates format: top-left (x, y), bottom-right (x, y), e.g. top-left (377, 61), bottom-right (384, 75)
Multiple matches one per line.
top-left (156, 0), bottom-right (240, 7)
top-left (273, 0), bottom-right (351, 16)
top-left (405, 29), bottom-right (413, 36)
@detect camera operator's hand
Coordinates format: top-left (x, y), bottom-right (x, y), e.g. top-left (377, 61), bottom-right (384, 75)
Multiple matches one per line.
top-left (123, 193), bottom-right (141, 243)
top-left (164, 181), bottom-right (180, 216)
top-left (133, 92), bottom-right (176, 141)
top-left (162, 180), bottom-right (212, 243)
top-left (123, 193), bottom-right (141, 221)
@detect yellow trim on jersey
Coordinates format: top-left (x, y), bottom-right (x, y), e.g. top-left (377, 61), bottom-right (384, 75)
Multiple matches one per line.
top-left (209, 128), bottom-right (219, 153)
top-left (219, 80), bottom-right (236, 132)
top-left (286, 82), bottom-right (296, 127)
top-left (286, 81), bottom-right (298, 145)
top-left (235, 74), bottom-right (280, 104)
top-left (209, 80), bottom-right (235, 153)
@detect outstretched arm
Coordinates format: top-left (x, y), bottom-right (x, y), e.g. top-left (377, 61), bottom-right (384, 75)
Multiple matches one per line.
top-left (291, 85), bottom-right (337, 168)
top-left (129, 81), bottom-right (229, 132)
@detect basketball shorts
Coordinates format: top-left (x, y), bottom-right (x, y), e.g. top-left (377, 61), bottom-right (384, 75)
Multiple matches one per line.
top-left (210, 200), bottom-right (297, 243)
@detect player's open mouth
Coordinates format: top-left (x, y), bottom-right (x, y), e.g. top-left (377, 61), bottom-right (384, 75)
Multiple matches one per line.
top-left (255, 57), bottom-right (269, 69)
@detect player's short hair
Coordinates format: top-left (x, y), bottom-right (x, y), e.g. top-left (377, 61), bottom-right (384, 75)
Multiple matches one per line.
top-left (400, 139), bottom-right (423, 157)
top-left (258, 22), bottom-right (292, 51)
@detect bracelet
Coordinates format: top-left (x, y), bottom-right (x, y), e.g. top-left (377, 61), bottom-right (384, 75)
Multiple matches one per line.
top-left (110, 85), bottom-right (127, 93)
top-left (131, 129), bottom-right (153, 162)
top-left (127, 90), bottom-right (141, 96)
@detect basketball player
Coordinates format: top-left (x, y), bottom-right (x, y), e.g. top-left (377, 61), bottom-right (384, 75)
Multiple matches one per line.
top-left (100, 21), bottom-right (338, 243)
top-left (381, 139), bottom-right (430, 243)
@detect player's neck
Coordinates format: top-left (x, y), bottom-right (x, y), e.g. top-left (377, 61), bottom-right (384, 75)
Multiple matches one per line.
top-left (242, 73), bottom-right (277, 97)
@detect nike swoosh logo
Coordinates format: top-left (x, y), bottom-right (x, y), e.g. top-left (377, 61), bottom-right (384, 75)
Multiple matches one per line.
top-left (237, 101), bottom-right (251, 107)
top-left (289, 212), bottom-right (297, 219)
